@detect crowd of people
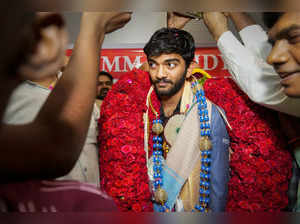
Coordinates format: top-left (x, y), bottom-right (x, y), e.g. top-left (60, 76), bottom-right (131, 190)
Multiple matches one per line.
top-left (0, 11), bottom-right (300, 212)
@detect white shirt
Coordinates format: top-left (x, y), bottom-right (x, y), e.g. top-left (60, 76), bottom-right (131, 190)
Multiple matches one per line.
top-left (2, 81), bottom-right (100, 186)
top-left (218, 25), bottom-right (300, 117)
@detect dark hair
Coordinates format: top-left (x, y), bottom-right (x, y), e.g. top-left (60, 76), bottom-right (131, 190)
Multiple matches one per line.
top-left (0, 13), bottom-right (36, 76)
top-left (98, 71), bottom-right (113, 82)
top-left (143, 28), bottom-right (195, 68)
top-left (263, 12), bottom-right (284, 29)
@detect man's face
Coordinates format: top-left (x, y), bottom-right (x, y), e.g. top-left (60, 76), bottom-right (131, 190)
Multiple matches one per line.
top-left (267, 13), bottom-right (300, 97)
top-left (148, 53), bottom-right (187, 98)
top-left (97, 75), bottom-right (113, 100)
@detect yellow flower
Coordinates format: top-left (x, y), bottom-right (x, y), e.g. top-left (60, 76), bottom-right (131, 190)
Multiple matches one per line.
top-left (192, 68), bottom-right (212, 79)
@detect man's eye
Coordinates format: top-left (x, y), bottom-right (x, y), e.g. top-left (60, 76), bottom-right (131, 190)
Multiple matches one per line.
top-left (149, 63), bottom-right (156, 69)
top-left (168, 63), bottom-right (176, 68)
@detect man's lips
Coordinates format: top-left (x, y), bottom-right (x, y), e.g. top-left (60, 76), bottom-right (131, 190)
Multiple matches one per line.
top-left (278, 71), bottom-right (300, 79)
top-left (156, 81), bottom-right (172, 88)
top-left (278, 71), bottom-right (300, 85)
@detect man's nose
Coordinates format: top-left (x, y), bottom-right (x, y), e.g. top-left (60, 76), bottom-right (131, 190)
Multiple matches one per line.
top-left (156, 66), bottom-right (167, 79)
top-left (267, 40), bottom-right (290, 67)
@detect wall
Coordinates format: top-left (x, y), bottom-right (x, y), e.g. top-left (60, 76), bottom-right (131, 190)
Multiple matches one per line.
top-left (63, 12), bottom-right (264, 48)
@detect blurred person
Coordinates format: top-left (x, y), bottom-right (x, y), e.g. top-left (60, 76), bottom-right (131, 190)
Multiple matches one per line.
top-left (3, 48), bottom-right (100, 186)
top-left (0, 11), bottom-right (131, 211)
top-left (99, 27), bottom-right (230, 212)
top-left (0, 11), bottom-right (131, 181)
top-left (96, 71), bottom-right (113, 110)
top-left (203, 12), bottom-right (300, 117)
top-left (266, 13), bottom-right (300, 98)
top-left (264, 12), bottom-right (300, 212)
top-left (203, 12), bottom-right (300, 211)
top-left (168, 12), bottom-right (292, 212)
top-left (3, 72), bottom-right (100, 187)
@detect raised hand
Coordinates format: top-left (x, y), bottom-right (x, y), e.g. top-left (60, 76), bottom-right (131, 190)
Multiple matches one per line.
top-left (81, 12), bottom-right (132, 35)
top-left (103, 12), bottom-right (132, 34)
top-left (167, 12), bottom-right (192, 29)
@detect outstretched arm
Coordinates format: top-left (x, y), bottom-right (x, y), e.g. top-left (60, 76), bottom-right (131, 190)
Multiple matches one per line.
top-left (0, 12), bottom-right (132, 182)
top-left (203, 12), bottom-right (300, 117)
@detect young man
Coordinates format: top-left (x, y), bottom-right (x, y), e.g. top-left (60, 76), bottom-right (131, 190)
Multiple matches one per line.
top-left (264, 12), bottom-right (300, 212)
top-left (99, 28), bottom-right (230, 212)
top-left (266, 13), bottom-right (300, 98)
top-left (96, 71), bottom-right (113, 110)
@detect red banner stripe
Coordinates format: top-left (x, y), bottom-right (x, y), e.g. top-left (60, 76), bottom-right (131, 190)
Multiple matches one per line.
top-left (66, 48), bottom-right (231, 79)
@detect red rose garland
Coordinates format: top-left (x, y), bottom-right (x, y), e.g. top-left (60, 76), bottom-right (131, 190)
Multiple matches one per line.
top-left (204, 77), bottom-right (292, 212)
top-left (99, 68), bottom-right (292, 212)
top-left (98, 69), bottom-right (161, 211)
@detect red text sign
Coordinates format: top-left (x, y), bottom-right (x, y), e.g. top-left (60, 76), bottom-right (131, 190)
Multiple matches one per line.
top-left (66, 48), bottom-right (230, 79)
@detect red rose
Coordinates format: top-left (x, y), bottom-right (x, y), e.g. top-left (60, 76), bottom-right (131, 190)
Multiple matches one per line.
top-left (204, 78), bottom-right (292, 212)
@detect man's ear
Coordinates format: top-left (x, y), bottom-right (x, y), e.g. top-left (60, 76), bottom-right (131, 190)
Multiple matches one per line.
top-left (31, 26), bottom-right (66, 66)
top-left (186, 61), bottom-right (199, 79)
top-left (18, 24), bottom-right (68, 81)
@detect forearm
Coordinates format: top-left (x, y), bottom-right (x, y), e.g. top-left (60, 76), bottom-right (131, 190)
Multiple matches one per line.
top-left (0, 122), bottom-right (79, 181)
top-left (203, 13), bottom-right (229, 41)
top-left (229, 12), bottom-right (256, 32)
top-left (38, 18), bottom-right (104, 149)
top-left (39, 18), bottom-right (104, 135)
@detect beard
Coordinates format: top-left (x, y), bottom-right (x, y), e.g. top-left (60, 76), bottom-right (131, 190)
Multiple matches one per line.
top-left (97, 87), bottom-right (110, 100)
top-left (153, 71), bottom-right (186, 98)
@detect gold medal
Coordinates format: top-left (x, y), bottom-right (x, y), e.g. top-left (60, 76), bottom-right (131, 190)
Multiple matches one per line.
top-left (200, 137), bottom-right (212, 151)
top-left (152, 122), bottom-right (164, 135)
top-left (154, 187), bottom-right (168, 204)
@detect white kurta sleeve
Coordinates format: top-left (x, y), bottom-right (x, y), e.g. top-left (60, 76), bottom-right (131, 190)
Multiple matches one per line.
top-left (239, 25), bottom-right (272, 60)
top-left (217, 28), bottom-right (300, 117)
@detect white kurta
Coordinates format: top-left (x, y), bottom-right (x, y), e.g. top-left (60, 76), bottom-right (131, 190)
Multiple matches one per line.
top-left (218, 25), bottom-right (300, 117)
